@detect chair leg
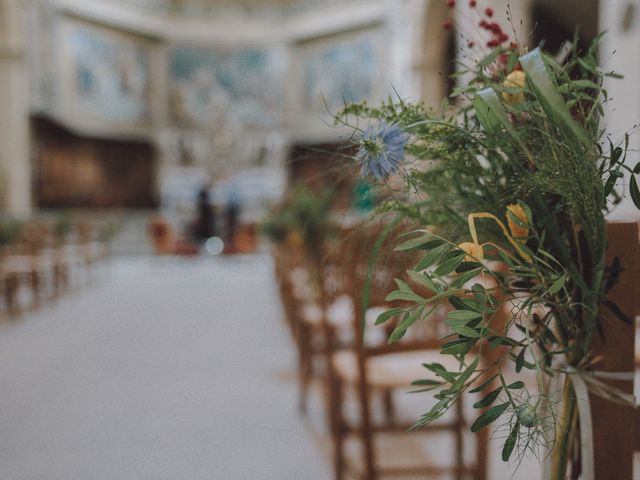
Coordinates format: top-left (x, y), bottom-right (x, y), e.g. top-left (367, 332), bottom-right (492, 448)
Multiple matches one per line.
top-left (357, 385), bottom-right (375, 480)
top-left (475, 402), bottom-right (489, 480)
top-left (5, 273), bottom-right (19, 317)
top-left (330, 376), bottom-right (346, 480)
top-left (30, 270), bottom-right (40, 307)
top-left (381, 389), bottom-right (395, 426)
top-left (297, 323), bottom-right (312, 415)
top-left (454, 398), bottom-right (464, 480)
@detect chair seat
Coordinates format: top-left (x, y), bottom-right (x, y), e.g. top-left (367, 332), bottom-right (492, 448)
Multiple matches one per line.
top-left (332, 349), bottom-right (463, 389)
top-left (342, 430), bottom-right (476, 479)
top-left (301, 295), bottom-right (387, 328)
top-left (2, 255), bottom-right (34, 274)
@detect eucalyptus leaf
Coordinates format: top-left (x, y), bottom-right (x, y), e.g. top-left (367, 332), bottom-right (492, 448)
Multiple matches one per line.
top-left (415, 243), bottom-right (450, 271)
top-left (473, 387), bottom-right (502, 409)
top-left (448, 310), bottom-right (483, 322)
top-left (374, 307), bottom-right (406, 326)
top-left (507, 381), bottom-right (525, 390)
top-left (469, 373), bottom-right (498, 393)
top-left (470, 402), bottom-right (510, 432)
top-left (630, 175), bottom-right (640, 209)
top-left (502, 422), bottom-right (520, 461)
top-left (434, 253), bottom-right (466, 276)
top-left (395, 234), bottom-right (433, 251)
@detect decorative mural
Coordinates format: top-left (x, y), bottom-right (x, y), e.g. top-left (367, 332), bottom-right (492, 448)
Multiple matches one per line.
top-left (169, 46), bottom-right (285, 129)
top-left (65, 22), bottom-right (153, 126)
top-left (300, 30), bottom-right (380, 114)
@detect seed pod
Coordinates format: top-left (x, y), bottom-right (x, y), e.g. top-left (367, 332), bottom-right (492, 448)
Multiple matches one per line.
top-left (516, 404), bottom-right (538, 428)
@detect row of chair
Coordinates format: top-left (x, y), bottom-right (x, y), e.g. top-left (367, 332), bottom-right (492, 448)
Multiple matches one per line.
top-left (0, 221), bottom-right (107, 317)
top-left (272, 220), bottom-right (491, 480)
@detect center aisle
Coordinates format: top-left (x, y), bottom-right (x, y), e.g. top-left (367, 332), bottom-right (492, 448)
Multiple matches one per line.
top-left (0, 255), bottom-right (328, 479)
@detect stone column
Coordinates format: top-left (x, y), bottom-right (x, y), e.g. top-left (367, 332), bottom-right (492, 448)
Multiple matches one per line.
top-left (0, 0), bottom-right (31, 217)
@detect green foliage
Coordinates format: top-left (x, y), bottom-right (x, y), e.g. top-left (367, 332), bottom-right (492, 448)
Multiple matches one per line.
top-left (0, 218), bottom-right (24, 246)
top-left (341, 34), bottom-right (638, 468)
top-left (260, 185), bottom-right (336, 245)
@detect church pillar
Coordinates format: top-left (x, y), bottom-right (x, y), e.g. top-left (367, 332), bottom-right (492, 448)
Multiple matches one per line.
top-left (0, 0), bottom-right (31, 216)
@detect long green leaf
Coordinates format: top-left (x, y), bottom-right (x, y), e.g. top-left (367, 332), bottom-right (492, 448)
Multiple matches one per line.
top-left (473, 387), bottom-right (502, 409)
top-left (415, 243), bottom-right (450, 271)
top-left (389, 306), bottom-right (426, 343)
top-left (448, 310), bottom-right (483, 322)
top-left (451, 355), bottom-right (480, 390)
top-left (374, 307), bottom-right (406, 326)
top-left (469, 373), bottom-right (498, 393)
top-left (395, 234), bottom-right (433, 251)
top-left (519, 48), bottom-right (591, 149)
top-left (470, 402), bottom-right (510, 432)
top-left (502, 422), bottom-right (520, 461)
top-left (473, 88), bottom-right (533, 162)
top-left (630, 174), bottom-right (640, 209)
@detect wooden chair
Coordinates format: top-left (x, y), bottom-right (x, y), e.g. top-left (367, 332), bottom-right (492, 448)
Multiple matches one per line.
top-left (272, 237), bottom-right (353, 413)
top-left (314, 222), bottom-right (487, 480)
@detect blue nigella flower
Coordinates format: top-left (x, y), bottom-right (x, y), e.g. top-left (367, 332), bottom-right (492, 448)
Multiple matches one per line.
top-left (356, 122), bottom-right (408, 181)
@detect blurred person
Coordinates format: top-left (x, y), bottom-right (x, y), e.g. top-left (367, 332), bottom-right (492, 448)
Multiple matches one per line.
top-left (225, 187), bottom-right (241, 252)
top-left (195, 181), bottom-right (216, 242)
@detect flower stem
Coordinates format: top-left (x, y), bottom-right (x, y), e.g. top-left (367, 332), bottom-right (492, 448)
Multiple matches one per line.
top-left (551, 378), bottom-right (577, 480)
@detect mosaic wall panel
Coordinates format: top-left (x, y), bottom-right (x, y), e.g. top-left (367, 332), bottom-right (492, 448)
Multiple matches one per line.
top-left (65, 22), bottom-right (153, 126)
top-left (169, 46), bottom-right (285, 129)
top-left (300, 29), bottom-right (380, 114)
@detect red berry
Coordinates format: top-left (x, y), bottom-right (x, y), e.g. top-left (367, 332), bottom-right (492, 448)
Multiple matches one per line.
top-left (467, 40), bottom-right (476, 48)
top-left (487, 40), bottom-right (498, 47)
top-left (510, 41), bottom-right (518, 49)
top-left (499, 33), bottom-right (509, 42)
top-left (447, 0), bottom-right (455, 7)
top-left (469, 0), bottom-right (477, 6)
top-left (490, 22), bottom-right (502, 34)
top-left (443, 20), bottom-right (454, 30)
top-left (485, 7), bottom-right (494, 17)
top-left (479, 20), bottom-right (488, 28)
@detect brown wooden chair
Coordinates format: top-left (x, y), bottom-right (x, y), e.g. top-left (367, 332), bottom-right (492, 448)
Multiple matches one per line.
top-left (272, 236), bottom-right (357, 413)
top-left (313, 221), bottom-right (488, 480)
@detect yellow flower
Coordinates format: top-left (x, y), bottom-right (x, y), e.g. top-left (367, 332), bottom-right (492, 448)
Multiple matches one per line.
top-left (458, 242), bottom-right (484, 262)
top-left (502, 70), bottom-right (526, 104)
top-left (286, 231), bottom-right (303, 247)
top-left (506, 204), bottom-right (529, 240)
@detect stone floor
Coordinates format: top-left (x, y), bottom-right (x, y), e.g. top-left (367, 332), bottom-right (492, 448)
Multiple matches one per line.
top-left (0, 253), bottom-right (633, 479)
top-left (0, 255), bottom-right (328, 480)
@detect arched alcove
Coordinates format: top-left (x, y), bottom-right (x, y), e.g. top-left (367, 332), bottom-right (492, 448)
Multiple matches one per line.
top-left (531, 0), bottom-right (599, 53)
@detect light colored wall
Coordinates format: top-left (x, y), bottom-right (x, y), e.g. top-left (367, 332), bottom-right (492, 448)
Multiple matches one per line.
top-left (0, 0), bottom-right (31, 216)
top-left (601, 0), bottom-right (640, 221)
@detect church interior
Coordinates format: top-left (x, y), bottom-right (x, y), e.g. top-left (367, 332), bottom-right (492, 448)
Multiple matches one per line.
top-left (0, 0), bottom-right (639, 479)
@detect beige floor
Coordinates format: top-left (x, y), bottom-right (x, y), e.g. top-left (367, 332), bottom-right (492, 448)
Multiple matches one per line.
top-left (0, 253), bottom-right (633, 479)
top-left (0, 255), bottom-right (329, 479)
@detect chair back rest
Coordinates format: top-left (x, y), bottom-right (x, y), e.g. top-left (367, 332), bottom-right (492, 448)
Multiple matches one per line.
top-left (338, 220), bottom-right (449, 353)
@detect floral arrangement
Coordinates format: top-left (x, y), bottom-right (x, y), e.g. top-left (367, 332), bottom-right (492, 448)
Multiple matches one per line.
top-left (338, 3), bottom-right (640, 478)
top-left (260, 184), bottom-right (336, 249)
